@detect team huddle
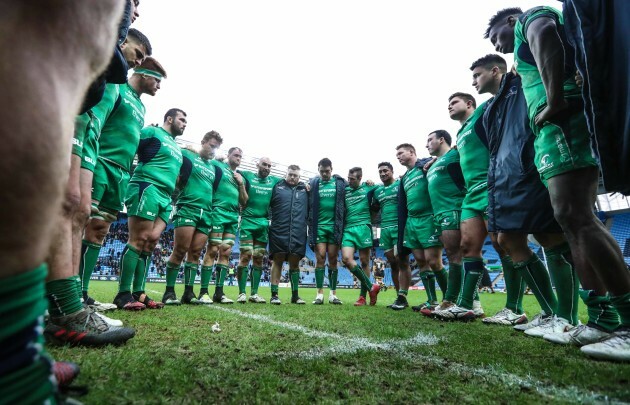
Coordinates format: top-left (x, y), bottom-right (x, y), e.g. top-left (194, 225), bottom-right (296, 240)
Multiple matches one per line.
top-left (2, 1), bottom-right (629, 404)
top-left (50, 4), bottom-right (630, 363)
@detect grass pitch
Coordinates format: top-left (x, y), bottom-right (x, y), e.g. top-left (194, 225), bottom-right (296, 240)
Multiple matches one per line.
top-left (49, 281), bottom-right (630, 404)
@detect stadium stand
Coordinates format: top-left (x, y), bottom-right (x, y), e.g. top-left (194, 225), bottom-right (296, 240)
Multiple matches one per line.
top-left (92, 209), bottom-right (630, 288)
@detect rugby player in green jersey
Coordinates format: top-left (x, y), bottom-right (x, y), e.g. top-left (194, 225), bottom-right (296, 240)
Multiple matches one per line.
top-left (395, 144), bottom-right (447, 311)
top-left (0, 2), bottom-right (128, 401)
top-left (200, 147), bottom-right (247, 304)
top-left (79, 57), bottom-right (165, 314)
top-left (114, 108), bottom-right (186, 310)
top-left (308, 158), bottom-right (347, 305)
top-left (487, 7), bottom-right (630, 361)
top-left (371, 163), bottom-right (403, 302)
top-left (470, 54), bottom-right (584, 334)
top-left (161, 131), bottom-right (222, 305)
top-left (73, 28), bottom-right (151, 304)
top-left (236, 157), bottom-right (282, 304)
top-left (340, 167), bottom-right (381, 306)
top-left (422, 130), bottom-right (465, 316)
top-left (44, 28), bottom-right (151, 343)
top-left (430, 93), bottom-right (494, 321)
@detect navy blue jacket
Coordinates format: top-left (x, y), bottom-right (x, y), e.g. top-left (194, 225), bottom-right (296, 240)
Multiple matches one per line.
top-left (269, 180), bottom-right (309, 257)
top-left (483, 72), bottom-right (561, 233)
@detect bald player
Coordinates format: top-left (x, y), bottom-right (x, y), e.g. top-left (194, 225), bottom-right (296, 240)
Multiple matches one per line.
top-left (236, 157), bottom-right (282, 303)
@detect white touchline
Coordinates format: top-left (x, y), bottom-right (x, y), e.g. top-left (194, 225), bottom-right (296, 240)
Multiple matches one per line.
top-left (202, 304), bottom-right (616, 404)
top-left (145, 290), bottom-right (616, 403)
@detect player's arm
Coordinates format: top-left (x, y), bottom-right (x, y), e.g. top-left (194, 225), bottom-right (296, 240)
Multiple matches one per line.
top-left (367, 188), bottom-right (379, 224)
top-left (176, 154), bottom-right (193, 190)
top-left (235, 171), bottom-right (248, 207)
top-left (136, 128), bottom-right (161, 163)
top-left (446, 161), bottom-right (466, 192)
top-left (525, 15), bottom-right (568, 125)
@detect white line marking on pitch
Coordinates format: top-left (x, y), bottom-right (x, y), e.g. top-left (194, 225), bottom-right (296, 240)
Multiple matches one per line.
top-left (145, 290), bottom-right (620, 403)
top-left (201, 304), bottom-right (620, 404)
top-left (209, 305), bottom-right (439, 359)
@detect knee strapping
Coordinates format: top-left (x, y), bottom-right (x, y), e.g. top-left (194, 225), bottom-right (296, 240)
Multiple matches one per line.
top-left (253, 248), bottom-right (266, 259)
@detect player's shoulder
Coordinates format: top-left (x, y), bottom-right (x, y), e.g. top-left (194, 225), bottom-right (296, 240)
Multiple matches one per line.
top-left (238, 169), bottom-right (254, 179)
top-left (210, 158), bottom-right (227, 168)
top-left (445, 148), bottom-right (460, 160)
top-left (180, 146), bottom-right (199, 158)
top-left (519, 6), bottom-right (562, 35)
top-left (140, 125), bottom-right (158, 136)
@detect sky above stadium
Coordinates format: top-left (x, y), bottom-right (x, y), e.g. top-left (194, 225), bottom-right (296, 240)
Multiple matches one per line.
top-left (134, 0), bottom-right (560, 180)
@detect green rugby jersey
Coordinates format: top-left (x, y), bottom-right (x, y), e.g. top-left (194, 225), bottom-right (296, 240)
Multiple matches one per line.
top-left (90, 83), bottom-right (121, 136)
top-left (99, 83), bottom-right (145, 171)
top-left (344, 183), bottom-right (378, 228)
top-left (240, 171), bottom-right (282, 222)
top-left (130, 126), bottom-right (183, 194)
top-left (318, 179), bottom-right (336, 226)
top-left (177, 149), bottom-right (216, 209)
top-left (401, 166), bottom-right (432, 217)
top-left (373, 180), bottom-right (399, 227)
top-left (427, 148), bottom-right (465, 215)
top-left (457, 101), bottom-right (489, 196)
top-left (514, 6), bottom-right (580, 120)
top-left (210, 159), bottom-right (240, 213)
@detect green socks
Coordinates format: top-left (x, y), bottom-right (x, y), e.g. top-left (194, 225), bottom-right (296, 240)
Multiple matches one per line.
top-left (237, 265), bottom-right (248, 294)
top-left (349, 265), bottom-right (373, 293)
top-left (79, 240), bottom-right (101, 294)
top-left (271, 284), bottom-right (279, 296)
top-left (289, 269), bottom-right (300, 292)
top-left (502, 256), bottom-right (526, 314)
top-left (216, 264), bottom-right (228, 288)
top-left (315, 267), bottom-right (325, 289)
top-left (457, 258), bottom-right (484, 309)
top-left (579, 290), bottom-right (620, 332)
top-left (166, 262), bottom-right (180, 288)
top-left (0, 265), bottom-right (56, 404)
top-left (251, 266), bottom-right (263, 295)
top-left (420, 271), bottom-right (437, 303)
top-left (433, 268), bottom-right (448, 300)
top-left (610, 291), bottom-right (630, 328)
top-left (444, 263), bottom-right (462, 303)
top-left (513, 253), bottom-right (557, 316)
top-left (184, 262), bottom-right (197, 286)
top-left (544, 243), bottom-right (579, 325)
top-left (200, 265), bottom-right (213, 291)
top-left (46, 275), bottom-right (84, 317)
top-left (119, 243), bottom-right (140, 293)
top-left (328, 268), bottom-right (338, 291)
top-left (133, 252), bottom-right (151, 294)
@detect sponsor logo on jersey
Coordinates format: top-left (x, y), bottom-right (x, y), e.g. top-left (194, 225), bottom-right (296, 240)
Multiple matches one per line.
top-left (539, 154), bottom-right (554, 172)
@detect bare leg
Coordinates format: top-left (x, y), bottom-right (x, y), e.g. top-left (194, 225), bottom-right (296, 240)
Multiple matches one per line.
top-left (326, 243), bottom-right (340, 296)
top-left (74, 168), bottom-right (94, 271)
top-left (315, 243), bottom-right (327, 295)
top-left (384, 250), bottom-right (399, 292)
top-left (548, 167), bottom-right (630, 295)
top-left (0, 0), bottom-right (124, 401)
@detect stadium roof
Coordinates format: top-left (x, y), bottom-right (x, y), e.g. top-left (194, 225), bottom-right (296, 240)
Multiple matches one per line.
top-left (176, 138), bottom-right (319, 183)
